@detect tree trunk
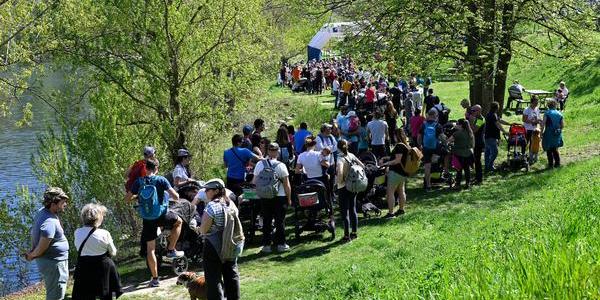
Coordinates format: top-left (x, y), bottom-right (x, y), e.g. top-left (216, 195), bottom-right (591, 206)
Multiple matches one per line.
top-left (494, 3), bottom-right (516, 113)
top-left (466, 2), bottom-right (483, 107)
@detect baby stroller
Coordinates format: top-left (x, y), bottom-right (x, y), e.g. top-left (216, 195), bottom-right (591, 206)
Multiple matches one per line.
top-left (428, 121), bottom-right (456, 186)
top-left (358, 151), bottom-right (386, 217)
top-left (142, 200), bottom-right (200, 276)
top-left (237, 182), bottom-right (262, 243)
top-left (501, 124), bottom-right (529, 172)
top-left (293, 178), bottom-right (335, 241)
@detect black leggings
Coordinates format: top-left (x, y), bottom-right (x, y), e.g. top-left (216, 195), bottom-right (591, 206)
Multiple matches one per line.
top-left (338, 187), bottom-right (358, 237)
top-left (203, 242), bottom-right (240, 300)
top-left (546, 147), bottom-right (560, 167)
top-left (473, 146), bottom-right (483, 183)
top-left (455, 155), bottom-right (473, 187)
top-left (261, 196), bottom-right (287, 246)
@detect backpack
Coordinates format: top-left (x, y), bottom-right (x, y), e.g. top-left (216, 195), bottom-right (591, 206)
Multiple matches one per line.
top-left (220, 201), bottom-right (244, 262)
top-left (344, 156), bottom-right (368, 193)
top-left (279, 144), bottom-right (294, 167)
top-left (423, 122), bottom-right (439, 150)
top-left (137, 176), bottom-right (167, 220)
top-left (434, 105), bottom-right (449, 125)
top-left (348, 116), bottom-right (360, 132)
top-left (255, 160), bottom-right (280, 199)
top-left (401, 146), bottom-right (423, 176)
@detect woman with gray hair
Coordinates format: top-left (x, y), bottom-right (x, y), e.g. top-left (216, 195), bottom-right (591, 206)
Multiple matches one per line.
top-left (72, 203), bottom-right (123, 299)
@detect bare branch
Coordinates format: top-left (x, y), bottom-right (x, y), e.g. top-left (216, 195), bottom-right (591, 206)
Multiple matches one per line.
top-left (514, 38), bottom-right (564, 58)
top-left (179, 9), bottom-right (238, 86)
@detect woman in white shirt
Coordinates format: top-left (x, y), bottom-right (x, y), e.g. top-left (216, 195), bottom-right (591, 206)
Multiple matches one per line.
top-left (522, 96), bottom-right (541, 156)
top-left (295, 136), bottom-right (330, 184)
top-left (72, 203), bottom-right (122, 300)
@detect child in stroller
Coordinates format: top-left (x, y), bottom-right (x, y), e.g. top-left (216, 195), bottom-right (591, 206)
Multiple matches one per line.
top-left (502, 124), bottom-right (529, 172)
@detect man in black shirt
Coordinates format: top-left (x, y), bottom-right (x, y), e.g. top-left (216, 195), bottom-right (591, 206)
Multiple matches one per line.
top-left (484, 102), bottom-right (509, 172)
top-left (423, 88), bottom-right (438, 114)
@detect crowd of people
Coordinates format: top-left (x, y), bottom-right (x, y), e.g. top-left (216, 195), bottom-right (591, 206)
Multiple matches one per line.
top-left (25, 56), bottom-right (566, 300)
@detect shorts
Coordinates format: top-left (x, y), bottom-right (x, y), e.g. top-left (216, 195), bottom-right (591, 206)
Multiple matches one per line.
top-left (422, 147), bottom-right (448, 164)
top-left (388, 170), bottom-right (407, 187)
top-left (141, 210), bottom-right (179, 243)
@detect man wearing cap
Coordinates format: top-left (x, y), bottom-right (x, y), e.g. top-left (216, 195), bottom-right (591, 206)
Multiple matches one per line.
top-left (252, 143), bottom-right (292, 253)
top-left (173, 149), bottom-right (196, 188)
top-left (126, 158), bottom-right (184, 287)
top-left (240, 125), bottom-right (255, 152)
top-left (26, 187), bottom-right (70, 300)
top-left (125, 146), bottom-right (156, 192)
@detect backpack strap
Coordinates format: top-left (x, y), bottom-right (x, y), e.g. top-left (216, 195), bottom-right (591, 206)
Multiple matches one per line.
top-left (230, 148), bottom-right (245, 165)
top-left (77, 227), bottom-right (97, 258)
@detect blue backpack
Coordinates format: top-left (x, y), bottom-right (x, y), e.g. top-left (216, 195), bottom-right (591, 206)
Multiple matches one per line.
top-left (423, 122), bottom-right (439, 150)
top-left (137, 176), bottom-right (167, 220)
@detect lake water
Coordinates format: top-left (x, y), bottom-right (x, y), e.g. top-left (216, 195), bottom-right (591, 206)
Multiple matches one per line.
top-left (0, 73), bottom-right (63, 296)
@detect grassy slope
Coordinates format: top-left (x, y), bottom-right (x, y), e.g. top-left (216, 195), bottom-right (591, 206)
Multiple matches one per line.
top-left (237, 46), bottom-right (600, 298)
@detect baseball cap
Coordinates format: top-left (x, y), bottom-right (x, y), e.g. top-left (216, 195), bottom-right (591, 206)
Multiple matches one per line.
top-left (268, 142), bottom-right (280, 151)
top-left (177, 149), bottom-right (191, 157)
top-left (143, 146), bottom-right (155, 156)
top-left (43, 187), bottom-right (69, 205)
top-left (203, 178), bottom-right (225, 190)
top-left (321, 123), bottom-right (333, 130)
top-left (347, 111), bottom-right (357, 117)
top-left (242, 125), bottom-right (253, 135)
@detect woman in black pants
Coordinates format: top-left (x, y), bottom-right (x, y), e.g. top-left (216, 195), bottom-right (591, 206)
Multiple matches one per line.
top-left (199, 179), bottom-right (240, 300)
top-left (336, 139), bottom-right (366, 242)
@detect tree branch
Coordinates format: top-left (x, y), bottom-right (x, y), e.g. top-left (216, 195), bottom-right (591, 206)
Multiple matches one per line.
top-left (0, 0), bottom-right (57, 48)
top-left (514, 37), bottom-right (564, 58)
top-left (179, 8), bottom-right (238, 86)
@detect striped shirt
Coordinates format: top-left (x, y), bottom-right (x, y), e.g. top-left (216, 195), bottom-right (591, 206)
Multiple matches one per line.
top-left (204, 199), bottom-right (226, 251)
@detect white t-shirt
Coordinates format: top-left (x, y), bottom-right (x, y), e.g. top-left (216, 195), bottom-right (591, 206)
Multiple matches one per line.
top-left (315, 134), bottom-right (337, 152)
top-left (297, 150), bottom-right (325, 179)
top-left (367, 119), bottom-right (389, 146)
top-left (523, 106), bottom-right (541, 131)
top-left (412, 89), bottom-right (423, 109)
top-left (332, 80), bottom-right (340, 92)
top-left (74, 226), bottom-right (117, 257)
top-left (253, 158), bottom-right (289, 197)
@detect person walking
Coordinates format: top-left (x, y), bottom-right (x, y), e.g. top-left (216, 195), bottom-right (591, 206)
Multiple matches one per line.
top-left (541, 100), bottom-right (564, 169)
top-left (469, 105), bottom-right (485, 184)
top-left (198, 180), bottom-right (242, 300)
top-left (125, 158), bottom-right (184, 287)
top-left (336, 139), bottom-right (365, 242)
top-left (367, 111), bottom-right (389, 159)
top-left (379, 129), bottom-right (410, 218)
top-left (25, 187), bottom-right (70, 300)
top-left (253, 143), bottom-right (292, 253)
top-left (72, 204), bottom-right (123, 300)
top-left (449, 119), bottom-right (475, 189)
top-left (484, 102), bottom-right (509, 173)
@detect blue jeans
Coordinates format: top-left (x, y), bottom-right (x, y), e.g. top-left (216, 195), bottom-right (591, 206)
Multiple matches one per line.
top-left (36, 258), bottom-right (68, 300)
top-left (484, 138), bottom-right (499, 171)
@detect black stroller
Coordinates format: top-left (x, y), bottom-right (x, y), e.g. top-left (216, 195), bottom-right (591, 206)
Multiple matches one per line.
top-left (293, 178), bottom-right (335, 241)
top-left (140, 200), bottom-right (201, 276)
top-left (358, 151), bottom-right (386, 218)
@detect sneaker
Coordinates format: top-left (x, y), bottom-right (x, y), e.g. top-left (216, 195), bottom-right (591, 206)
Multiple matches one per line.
top-left (350, 233), bottom-right (358, 240)
top-left (341, 236), bottom-right (351, 243)
top-left (166, 250), bottom-right (184, 258)
top-left (394, 209), bottom-right (405, 216)
top-left (260, 245), bottom-right (272, 254)
top-left (277, 244), bottom-right (290, 252)
top-left (384, 213), bottom-right (395, 219)
top-left (148, 278), bottom-right (160, 288)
